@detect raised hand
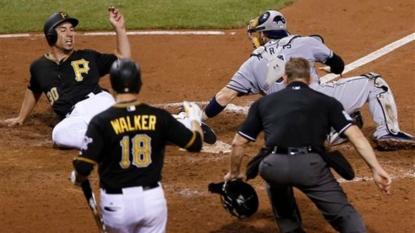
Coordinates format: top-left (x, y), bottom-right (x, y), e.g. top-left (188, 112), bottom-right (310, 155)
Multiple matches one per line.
top-left (108, 6), bottom-right (125, 30)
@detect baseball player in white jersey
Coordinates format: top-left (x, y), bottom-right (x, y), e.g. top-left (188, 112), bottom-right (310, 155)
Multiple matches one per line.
top-left (202, 10), bottom-right (414, 150)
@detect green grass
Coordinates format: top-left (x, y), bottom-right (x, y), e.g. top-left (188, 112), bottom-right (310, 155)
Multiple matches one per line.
top-left (0, 0), bottom-right (295, 33)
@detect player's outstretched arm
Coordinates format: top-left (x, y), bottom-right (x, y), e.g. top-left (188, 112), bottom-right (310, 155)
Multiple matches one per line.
top-left (1, 89), bottom-right (41, 127)
top-left (344, 125), bottom-right (392, 194)
top-left (322, 53), bottom-right (344, 75)
top-left (108, 6), bottom-right (131, 59)
top-left (203, 87), bottom-right (239, 121)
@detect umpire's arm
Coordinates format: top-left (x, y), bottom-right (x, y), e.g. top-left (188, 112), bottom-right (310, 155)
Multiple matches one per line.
top-left (224, 133), bottom-right (250, 181)
top-left (344, 126), bottom-right (391, 194)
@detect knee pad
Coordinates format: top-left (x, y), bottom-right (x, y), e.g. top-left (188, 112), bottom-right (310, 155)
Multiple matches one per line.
top-left (361, 72), bottom-right (400, 134)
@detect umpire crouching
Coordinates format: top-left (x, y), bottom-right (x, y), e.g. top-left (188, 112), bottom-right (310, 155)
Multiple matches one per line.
top-left (224, 57), bottom-right (391, 233)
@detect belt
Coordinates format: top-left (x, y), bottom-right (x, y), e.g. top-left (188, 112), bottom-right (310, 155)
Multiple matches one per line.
top-left (271, 146), bottom-right (316, 155)
top-left (104, 183), bottom-right (159, 194)
top-left (81, 90), bottom-right (103, 101)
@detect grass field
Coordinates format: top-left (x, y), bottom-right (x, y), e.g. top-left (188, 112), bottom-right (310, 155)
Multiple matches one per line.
top-left (1, 0), bottom-right (294, 33)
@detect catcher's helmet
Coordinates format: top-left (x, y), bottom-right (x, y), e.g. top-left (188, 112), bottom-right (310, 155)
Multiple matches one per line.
top-left (44, 12), bottom-right (79, 46)
top-left (110, 59), bottom-right (142, 94)
top-left (250, 10), bottom-right (289, 39)
top-left (208, 179), bottom-right (259, 218)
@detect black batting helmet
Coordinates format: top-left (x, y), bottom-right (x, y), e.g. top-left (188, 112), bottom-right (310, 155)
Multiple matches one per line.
top-left (208, 179), bottom-right (259, 218)
top-left (110, 59), bottom-right (142, 94)
top-left (44, 12), bottom-right (79, 46)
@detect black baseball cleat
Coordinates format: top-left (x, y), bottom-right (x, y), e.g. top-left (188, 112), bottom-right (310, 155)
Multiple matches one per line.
top-left (201, 122), bottom-right (217, 144)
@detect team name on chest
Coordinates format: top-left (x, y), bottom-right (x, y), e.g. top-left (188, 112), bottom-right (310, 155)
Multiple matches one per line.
top-left (111, 115), bottom-right (156, 134)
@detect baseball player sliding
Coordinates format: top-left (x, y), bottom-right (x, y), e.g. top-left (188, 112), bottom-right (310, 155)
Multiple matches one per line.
top-left (202, 10), bottom-right (414, 150)
top-left (1, 6), bottom-right (216, 148)
top-left (1, 7), bottom-right (130, 149)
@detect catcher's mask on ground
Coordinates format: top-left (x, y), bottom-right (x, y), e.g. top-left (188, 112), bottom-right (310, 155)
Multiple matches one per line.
top-left (44, 12), bottom-right (79, 46)
top-left (208, 179), bottom-right (259, 218)
top-left (247, 10), bottom-right (290, 48)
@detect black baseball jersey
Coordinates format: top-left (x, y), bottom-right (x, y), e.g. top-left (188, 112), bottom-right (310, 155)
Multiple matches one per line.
top-left (238, 81), bottom-right (353, 147)
top-left (28, 49), bottom-right (117, 118)
top-left (75, 101), bottom-right (202, 190)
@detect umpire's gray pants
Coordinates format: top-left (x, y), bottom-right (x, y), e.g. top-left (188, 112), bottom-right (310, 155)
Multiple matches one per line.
top-left (259, 152), bottom-right (367, 233)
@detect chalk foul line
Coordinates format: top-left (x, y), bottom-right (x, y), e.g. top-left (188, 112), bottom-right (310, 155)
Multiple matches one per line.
top-left (321, 32), bottom-right (415, 83)
top-left (0, 30), bottom-right (227, 38)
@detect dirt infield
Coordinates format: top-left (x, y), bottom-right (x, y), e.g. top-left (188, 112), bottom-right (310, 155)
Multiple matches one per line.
top-left (0, 0), bottom-right (414, 232)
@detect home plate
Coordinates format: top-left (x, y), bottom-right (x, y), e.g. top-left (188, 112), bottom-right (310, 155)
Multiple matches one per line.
top-left (179, 140), bottom-right (231, 154)
top-left (201, 140), bottom-right (231, 153)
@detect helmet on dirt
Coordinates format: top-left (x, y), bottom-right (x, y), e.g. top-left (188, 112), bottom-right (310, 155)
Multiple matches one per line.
top-left (250, 10), bottom-right (290, 39)
top-left (44, 12), bottom-right (79, 46)
top-left (110, 59), bottom-right (142, 94)
top-left (208, 179), bottom-right (259, 218)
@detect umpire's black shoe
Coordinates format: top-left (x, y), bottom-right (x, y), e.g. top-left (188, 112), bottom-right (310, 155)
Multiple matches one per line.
top-left (201, 122), bottom-right (217, 144)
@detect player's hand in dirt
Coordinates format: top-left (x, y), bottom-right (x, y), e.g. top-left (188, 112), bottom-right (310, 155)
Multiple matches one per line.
top-left (0, 117), bottom-right (23, 127)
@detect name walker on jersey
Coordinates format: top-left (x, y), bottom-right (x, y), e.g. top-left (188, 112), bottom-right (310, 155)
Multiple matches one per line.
top-left (111, 115), bottom-right (156, 134)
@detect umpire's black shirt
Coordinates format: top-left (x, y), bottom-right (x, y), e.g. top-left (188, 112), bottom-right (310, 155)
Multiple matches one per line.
top-left (238, 81), bottom-right (353, 148)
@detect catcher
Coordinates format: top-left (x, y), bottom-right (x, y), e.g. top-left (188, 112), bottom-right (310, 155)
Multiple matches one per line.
top-left (202, 10), bottom-right (415, 150)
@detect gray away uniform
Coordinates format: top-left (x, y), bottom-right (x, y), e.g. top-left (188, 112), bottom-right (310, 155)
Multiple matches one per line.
top-left (227, 35), bottom-right (404, 141)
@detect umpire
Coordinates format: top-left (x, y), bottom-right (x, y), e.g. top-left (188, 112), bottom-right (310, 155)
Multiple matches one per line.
top-left (224, 57), bottom-right (391, 233)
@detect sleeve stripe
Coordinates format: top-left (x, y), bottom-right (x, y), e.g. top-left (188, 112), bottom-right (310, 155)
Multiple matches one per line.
top-left (238, 131), bottom-right (256, 142)
top-left (76, 157), bottom-right (97, 165)
top-left (184, 131), bottom-right (197, 148)
top-left (338, 123), bottom-right (353, 136)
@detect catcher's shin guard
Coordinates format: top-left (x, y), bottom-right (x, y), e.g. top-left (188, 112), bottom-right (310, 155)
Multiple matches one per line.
top-left (362, 72), bottom-right (400, 135)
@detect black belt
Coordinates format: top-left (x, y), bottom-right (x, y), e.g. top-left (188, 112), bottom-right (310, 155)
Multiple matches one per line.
top-left (104, 183), bottom-right (159, 194)
top-left (80, 90), bottom-right (103, 102)
top-left (271, 146), bottom-right (316, 155)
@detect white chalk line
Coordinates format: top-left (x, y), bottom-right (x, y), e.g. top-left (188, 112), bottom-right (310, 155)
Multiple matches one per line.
top-left (320, 32), bottom-right (415, 83)
top-left (156, 102), bottom-right (249, 115)
top-left (0, 30), bottom-right (227, 38)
